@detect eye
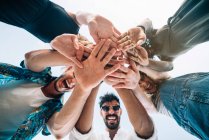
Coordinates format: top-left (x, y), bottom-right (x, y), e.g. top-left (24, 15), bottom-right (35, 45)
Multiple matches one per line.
top-left (101, 106), bottom-right (110, 112)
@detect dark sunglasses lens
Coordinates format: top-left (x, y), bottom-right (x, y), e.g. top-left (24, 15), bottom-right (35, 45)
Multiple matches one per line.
top-left (113, 105), bottom-right (120, 111)
top-left (102, 106), bottom-right (110, 112)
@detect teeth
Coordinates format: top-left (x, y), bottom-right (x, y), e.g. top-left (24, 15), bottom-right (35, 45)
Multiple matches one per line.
top-left (107, 116), bottom-right (116, 120)
top-left (66, 80), bottom-right (70, 87)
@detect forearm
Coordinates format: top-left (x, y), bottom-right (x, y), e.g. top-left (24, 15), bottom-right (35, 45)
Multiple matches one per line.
top-left (132, 85), bottom-right (157, 113)
top-left (116, 88), bottom-right (154, 138)
top-left (148, 59), bottom-right (173, 72)
top-left (140, 64), bottom-right (170, 81)
top-left (25, 49), bottom-right (73, 72)
top-left (47, 85), bottom-right (91, 139)
top-left (75, 85), bottom-right (100, 133)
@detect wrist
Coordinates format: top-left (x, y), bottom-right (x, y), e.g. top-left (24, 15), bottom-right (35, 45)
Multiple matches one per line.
top-left (76, 11), bottom-right (96, 25)
top-left (74, 84), bottom-right (92, 96)
top-left (137, 26), bottom-right (145, 33)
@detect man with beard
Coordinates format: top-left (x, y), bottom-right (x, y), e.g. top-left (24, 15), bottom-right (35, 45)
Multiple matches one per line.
top-left (69, 88), bottom-right (157, 139)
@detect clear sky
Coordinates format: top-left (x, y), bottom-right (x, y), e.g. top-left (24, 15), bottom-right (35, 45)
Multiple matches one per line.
top-left (1, 0), bottom-right (209, 140)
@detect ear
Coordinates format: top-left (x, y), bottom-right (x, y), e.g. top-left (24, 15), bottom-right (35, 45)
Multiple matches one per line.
top-left (119, 108), bottom-right (122, 115)
top-left (100, 110), bottom-right (103, 116)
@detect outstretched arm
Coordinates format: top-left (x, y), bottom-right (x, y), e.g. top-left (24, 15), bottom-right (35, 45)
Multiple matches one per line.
top-left (47, 84), bottom-right (92, 139)
top-left (75, 85), bottom-right (100, 134)
top-left (116, 88), bottom-right (154, 138)
top-left (75, 11), bottom-right (120, 45)
top-left (148, 59), bottom-right (173, 72)
top-left (105, 60), bottom-right (155, 138)
top-left (24, 49), bottom-right (73, 72)
top-left (47, 39), bottom-right (120, 139)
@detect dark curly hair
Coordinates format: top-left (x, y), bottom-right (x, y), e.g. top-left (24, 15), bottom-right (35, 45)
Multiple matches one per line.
top-left (99, 93), bottom-right (120, 108)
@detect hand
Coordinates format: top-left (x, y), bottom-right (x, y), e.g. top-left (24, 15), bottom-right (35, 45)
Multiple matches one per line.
top-left (105, 60), bottom-right (140, 89)
top-left (138, 65), bottom-right (170, 81)
top-left (87, 15), bottom-right (120, 47)
top-left (74, 39), bottom-right (121, 91)
top-left (51, 34), bottom-right (86, 68)
top-left (118, 27), bottom-right (146, 51)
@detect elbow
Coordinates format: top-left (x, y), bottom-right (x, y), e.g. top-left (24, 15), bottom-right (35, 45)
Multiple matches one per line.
top-left (24, 51), bottom-right (34, 69)
top-left (135, 118), bottom-right (154, 138)
top-left (50, 126), bottom-right (68, 139)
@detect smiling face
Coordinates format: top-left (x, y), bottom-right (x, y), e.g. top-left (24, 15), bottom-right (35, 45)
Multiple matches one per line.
top-left (139, 73), bottom-right (158, 94)
top-left (54, 70), bottom-right (76, 92)
top-left (100, 100), bottom-right (122, 130)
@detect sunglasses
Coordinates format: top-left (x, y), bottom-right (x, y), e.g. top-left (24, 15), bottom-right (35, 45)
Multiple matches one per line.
top-left (101, 105), bottom-right (120, 112)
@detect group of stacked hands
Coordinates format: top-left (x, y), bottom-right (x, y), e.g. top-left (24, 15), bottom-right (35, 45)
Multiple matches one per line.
top-left (0, 0), bottom-right (209, 140)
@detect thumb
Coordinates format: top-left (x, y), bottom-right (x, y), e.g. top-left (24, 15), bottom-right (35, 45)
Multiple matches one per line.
top-left (91, 32), bottom-right (100, 43)
top-left (70, 57), bottom-right (83, 68)
top-left (72, 36), bottom-right (80, 50)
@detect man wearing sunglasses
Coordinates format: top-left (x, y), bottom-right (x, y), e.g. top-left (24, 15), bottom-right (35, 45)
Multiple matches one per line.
top-left (69, 87), bottom-right (157, 139)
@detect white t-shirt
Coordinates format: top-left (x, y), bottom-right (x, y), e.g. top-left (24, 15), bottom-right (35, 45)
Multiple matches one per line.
top-left (69, 126), bottom-right (158, 140)
top-left (0, 81), bottom-right (50, 139)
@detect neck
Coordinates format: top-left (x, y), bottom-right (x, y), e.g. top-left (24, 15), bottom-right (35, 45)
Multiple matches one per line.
top-left (107, 127), bottom-right (119, 140)
top-left (41, 80), bottom-right (63, 98)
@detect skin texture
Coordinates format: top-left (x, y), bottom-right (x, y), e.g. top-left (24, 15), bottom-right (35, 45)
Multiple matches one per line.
top-left (51, 12), bottom-right (120, 68)
top-left (47, 39), bottom-right (120, 139)
top-left (118, 26), bottom-right (174, 72)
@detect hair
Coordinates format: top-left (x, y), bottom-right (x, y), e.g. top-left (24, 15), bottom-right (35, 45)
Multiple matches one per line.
top-left (99, 93), bottom-right (120, 108)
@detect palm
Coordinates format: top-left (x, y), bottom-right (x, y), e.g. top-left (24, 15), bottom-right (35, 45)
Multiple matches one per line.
top-left (88, 15), bottom-right (119, 43)
top-left (128, 27), bottom-right (146, 44)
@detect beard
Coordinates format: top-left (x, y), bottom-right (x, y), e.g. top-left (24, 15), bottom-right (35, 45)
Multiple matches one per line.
top-left (104, 114), bottom-right (120, 130)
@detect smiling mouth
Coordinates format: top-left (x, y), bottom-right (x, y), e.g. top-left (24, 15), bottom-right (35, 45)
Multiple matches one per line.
top-left (63, 80), bottom-right (69, 88)
top-left (107, 116), bottom-right (117, 120)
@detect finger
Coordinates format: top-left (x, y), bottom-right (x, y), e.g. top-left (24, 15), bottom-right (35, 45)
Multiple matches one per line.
top-left (118, 35), bottom-right (130, 44)
top-left (119, 32), bottom-right (128, 40)
top-left (70, 57), bottom-right (83, 68)
top-left (105, 63), bottom-right (121, 76)
top-left (90, 31), bottom-right (100, 43)
top-left (118, 66), bottom-right (129, 73)
top-left (109, 71), bottom-right (127, 78)
top-left (84, 46), bottom-right (93, 54)
top-left (108, 59), bottom-right (124, 66)
top-left (113, 83), bottom-right (127, 89)
top-left (110, 36), bottom-right (118, 43)
top-left (123, 43), bottom-right (136, 51)
top-left (118, 40), bottom-right (132, 50)
top-left (91, 39), bottom-right (105, 57)
top-left (130, 60), bottom-right (138, 72)
top-left (135, 45), bottom-right (149, 65)
top-left (102, 47), bottom-right (116, 65)
top-left (76, 45), bottom-right (84, 61)
top-left (110, 41), bottom-right (118, 48)
top-left (107, 76), bottom-right (126, 83)
top-left (97, 39), bottom-right (112, 59)
top-left (114, 50), bottom-right (122, 56)
top-left (72, 36), bottom-right (80, 50)
top-left (137, 38), bottom-right (146, 45)
top-left (113, 27), bottom-right (121, 37)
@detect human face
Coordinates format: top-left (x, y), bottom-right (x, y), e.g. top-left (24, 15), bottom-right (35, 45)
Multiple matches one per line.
top-left (100, 100), bottom-right (122, 130)
top-left (55, 70), bottom-right (76, 92)
top-left (138, 74), bottom-right (158, 94)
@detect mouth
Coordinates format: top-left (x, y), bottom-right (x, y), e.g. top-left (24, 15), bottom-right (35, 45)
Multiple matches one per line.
top-left (106, 115), bottom-right (118, 123)
top-left (63, 80), bottom-right (69, 88)
top-left (107, 116), bottom-right (117, 121)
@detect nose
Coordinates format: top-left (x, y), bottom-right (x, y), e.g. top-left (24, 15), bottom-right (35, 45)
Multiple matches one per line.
top-left (108, 108), bottom-right (115, 114)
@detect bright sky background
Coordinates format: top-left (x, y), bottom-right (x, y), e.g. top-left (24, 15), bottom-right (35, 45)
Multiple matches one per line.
top-left (1, 0), bottom-right (209, 140)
